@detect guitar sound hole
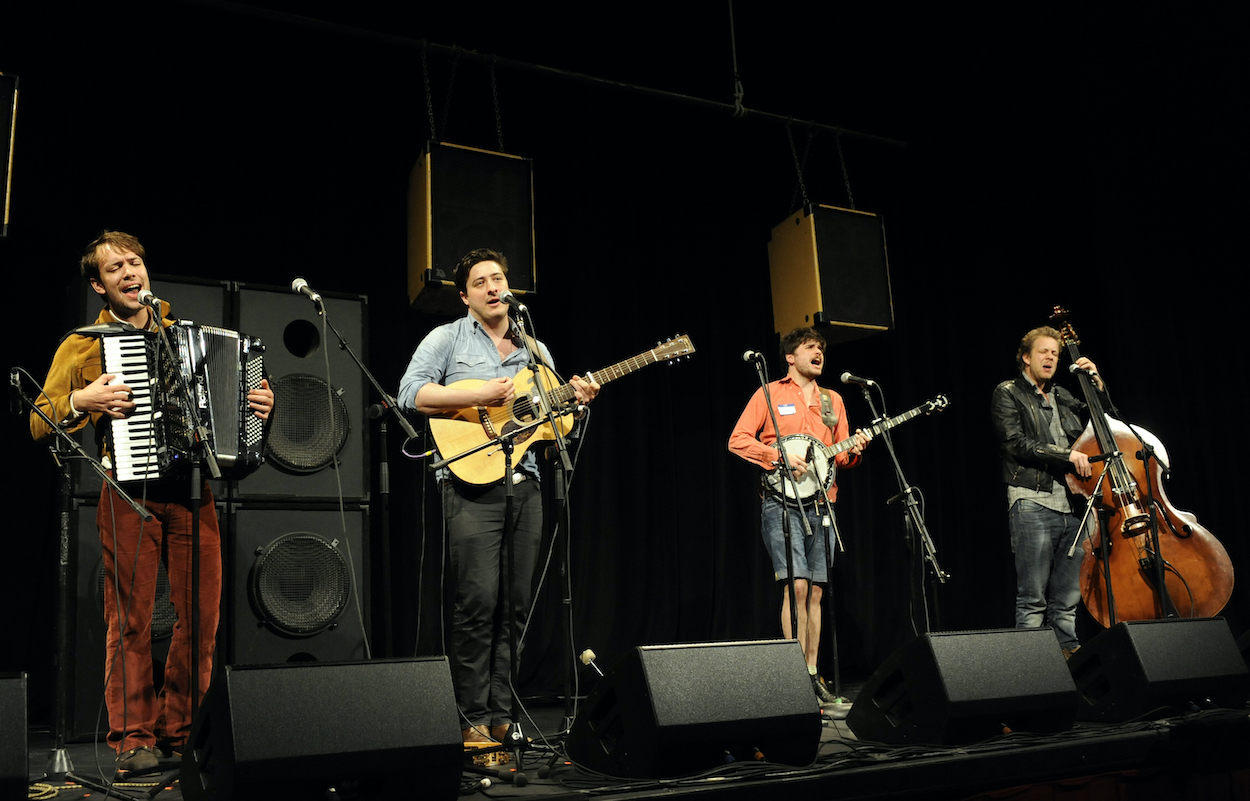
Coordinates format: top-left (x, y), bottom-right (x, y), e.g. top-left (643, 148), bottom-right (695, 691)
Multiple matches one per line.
top-left (514, 395), bottom-right (538, 423)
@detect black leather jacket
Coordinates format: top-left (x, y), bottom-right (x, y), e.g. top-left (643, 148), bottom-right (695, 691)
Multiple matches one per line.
top-left (990, 373), bottom-right (1090, 492)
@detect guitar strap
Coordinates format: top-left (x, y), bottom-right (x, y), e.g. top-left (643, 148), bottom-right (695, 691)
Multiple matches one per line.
top-left (520, 333), bottom-right (550, 370)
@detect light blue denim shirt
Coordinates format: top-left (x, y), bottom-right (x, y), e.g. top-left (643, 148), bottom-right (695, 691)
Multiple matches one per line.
top-left (399, 315), bottom-right (556, 481)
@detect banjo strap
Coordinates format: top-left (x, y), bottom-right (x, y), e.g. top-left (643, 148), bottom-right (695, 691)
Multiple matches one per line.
top-left (818, 387), bottom-right (838, 431)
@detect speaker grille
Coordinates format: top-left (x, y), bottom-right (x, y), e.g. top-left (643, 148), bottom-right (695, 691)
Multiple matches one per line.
top-left (249, 533), bottom-right (351, 637)
top-left (265, 374), bottom-right (349, 473)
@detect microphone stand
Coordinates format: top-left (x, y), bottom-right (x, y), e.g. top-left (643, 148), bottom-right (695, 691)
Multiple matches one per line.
top-left (310, 292), bottom-right (420, 660)
top-left (498, 308), bottom-right (573, 781)
top-left (430, 407), bottom-right (579, 788)
top-left (747, 356), bottom-right (805, 657)
top-left (149, 309), bottom-right (222, 800)
top-left (1069, 473), bottom-right (1118, 627)
top-left (1127, 425), bottom-right (1178, 619)
top-left (15, 376), bottom-right (149, 800)
top-left (855, 382), bottom-right (948, 635)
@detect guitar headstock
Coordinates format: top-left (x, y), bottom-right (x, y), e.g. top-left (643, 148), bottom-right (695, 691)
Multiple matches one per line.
top-left (654, 335), bottom-right (695, 362)
top-left (1049, 305), bottom-right (1080, 347)
top-left (924, 395), bottom-right (950, 414)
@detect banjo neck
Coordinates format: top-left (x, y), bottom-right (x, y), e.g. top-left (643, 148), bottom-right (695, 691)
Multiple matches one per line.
top-left (825, 395), bottom-right (950, 457)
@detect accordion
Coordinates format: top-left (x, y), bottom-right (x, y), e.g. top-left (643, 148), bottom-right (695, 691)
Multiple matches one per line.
top-left (101, 322), bottom-right (268, 482)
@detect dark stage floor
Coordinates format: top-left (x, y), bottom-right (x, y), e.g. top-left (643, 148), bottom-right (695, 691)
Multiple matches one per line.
top-left (22, 684), bottom-right (1250, 801)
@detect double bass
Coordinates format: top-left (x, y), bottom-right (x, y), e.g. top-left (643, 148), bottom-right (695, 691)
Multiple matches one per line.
top-left (1052, 308), bottom-right (1234, 626)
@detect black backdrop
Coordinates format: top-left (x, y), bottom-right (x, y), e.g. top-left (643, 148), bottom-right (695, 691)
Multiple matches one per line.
top-left (4, 2), bottom-right (1246, 718)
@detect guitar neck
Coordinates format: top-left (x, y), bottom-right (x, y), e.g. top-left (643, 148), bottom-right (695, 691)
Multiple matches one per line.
top-left (546, 350), bottom-right (667, 405)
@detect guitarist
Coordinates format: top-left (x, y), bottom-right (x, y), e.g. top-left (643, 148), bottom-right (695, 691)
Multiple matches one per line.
top-left (398, 248), bottom-right (599, 746)
top-left (728, 327), bottom-right (869, 706)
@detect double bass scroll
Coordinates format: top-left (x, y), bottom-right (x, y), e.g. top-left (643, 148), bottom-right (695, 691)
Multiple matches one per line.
top-left (1050, 307), bottom-right (1233, 626)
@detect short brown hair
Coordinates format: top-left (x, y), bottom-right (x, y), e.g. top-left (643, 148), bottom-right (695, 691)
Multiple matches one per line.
top-left (454, 248), bottom-right (508, 295)
top-left (1016, 326), bottom-right (1063, 370)
top-left (80, 230), bottom-right (145, 285)
top-left (780, 326), bottom-right (826, 359)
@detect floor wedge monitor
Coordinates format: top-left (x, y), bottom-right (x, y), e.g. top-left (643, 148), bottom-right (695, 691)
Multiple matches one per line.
top-left (1068, 617), bottom-right (1250, 722)
top-left (566, 639), bottom-right (820, 778)
top-left (182, 658), bottom-right (460, 801)
top-left (846, 628), bottom-right (1078, 745)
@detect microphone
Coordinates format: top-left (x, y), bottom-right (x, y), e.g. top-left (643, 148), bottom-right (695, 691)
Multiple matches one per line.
top-left (841, 372), bottom-right (876, 387)
top-left (742, 350), bottom-right (764, 363)
top-left (499, 289), bottom-right (527, 314)
top-left (1069, 364), bottom-right (1098, 376)
top-left (291, 277), bottom-right (322, 304)
top-left (136, 289), bottom-right (162, 310)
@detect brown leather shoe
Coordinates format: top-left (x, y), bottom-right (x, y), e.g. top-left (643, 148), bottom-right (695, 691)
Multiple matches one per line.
top-left (490, 723), bottom-right (511, 743)
top-left (462, 725), bottom-right (495, 744)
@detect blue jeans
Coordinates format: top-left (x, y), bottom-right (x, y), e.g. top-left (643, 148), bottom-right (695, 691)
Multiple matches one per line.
top-left (761, 495), bottom-right (833, 583)
top-left (1008, 499), bottom-right (1084, 649)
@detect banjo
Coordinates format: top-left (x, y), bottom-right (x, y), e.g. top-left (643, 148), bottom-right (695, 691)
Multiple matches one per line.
top-left (765, 395), bottom-right (949, 501)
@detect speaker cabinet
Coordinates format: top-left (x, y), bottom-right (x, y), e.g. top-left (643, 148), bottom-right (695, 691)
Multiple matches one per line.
top-left (408, 141), bottom-right (535, 314)
top-left (233, 287), bottom-right (368, 502)
top-left (565, 640), bottom-right (820, 778)
top-left (0, 673), bottom-right (25, 800)
top-left (68, 275), bottom-right (232, 499)
top-left (1068, 618), bottom-right (1250, 722)
top-left (226, 507), bottom-right (369, 666)
top-left (846, 628), bottom-right (1078, 745)
top-left (181, 658), bottom-right (460, 801)
top-left (768, 204), bottom-right (893, 344)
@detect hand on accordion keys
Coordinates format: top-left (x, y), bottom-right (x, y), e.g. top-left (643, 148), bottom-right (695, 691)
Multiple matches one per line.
top-left (74, 373), bottom-right (138, 419)
top-left (246, 378), bottom-right (275, 421)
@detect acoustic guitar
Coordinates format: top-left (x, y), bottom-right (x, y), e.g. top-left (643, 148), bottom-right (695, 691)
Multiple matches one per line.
top-left (429, 335), bottom-right (695, 484)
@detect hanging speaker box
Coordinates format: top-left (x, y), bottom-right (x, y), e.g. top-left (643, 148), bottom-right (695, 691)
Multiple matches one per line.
top-left (768, 204), bottom-right (894, 344)
top-left (407, 142), bottom-right (535, 315)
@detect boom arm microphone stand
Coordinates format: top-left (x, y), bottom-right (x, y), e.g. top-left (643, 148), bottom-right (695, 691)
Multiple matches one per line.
top-left (854, 380), bottom-right (948, 634)
top-left (307, 290), bottom-right (420, 659)
top-left (15, 369), bottom-right (151, 800)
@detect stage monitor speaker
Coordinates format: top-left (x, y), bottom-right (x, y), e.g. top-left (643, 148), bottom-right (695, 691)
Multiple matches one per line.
top-left (68, 275), bottom-right (232, 498)
top-left (565, 639), bottom-right (820, 778)
top-left (233, 286), bottom-right (368, 502)
top-left (1068, 617), bottom-right (1250, 722)
top-left (0, 72), bottom-right (16, 239)
top-left (845, 628), bottom-right (1078, 745)
top-left (68, 499), bottom-right (181, 741)
top-left (181, 658), bottom-right (460, 801)
top-left (0, 673), bottom-right (26, 800)
top-left (768, 204), bottom-right (893, 344)
top-left (226, 507), bottom-right (369, 666)
top-left (408, 141), bottom-right (535, 314)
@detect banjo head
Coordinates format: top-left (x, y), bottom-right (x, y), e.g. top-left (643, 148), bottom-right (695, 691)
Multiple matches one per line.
top-left (768, 434), bottom-right (835, 501)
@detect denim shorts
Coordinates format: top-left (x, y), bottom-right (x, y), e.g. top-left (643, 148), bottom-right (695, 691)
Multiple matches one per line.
top-left (760, 494), bottom-right (834, 583)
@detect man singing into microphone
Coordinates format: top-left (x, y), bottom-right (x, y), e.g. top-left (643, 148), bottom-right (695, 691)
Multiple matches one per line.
top-left (30, 231), bottom-right (274, 776)
top-left (990, 325), bottom-right (1102, 659)
top-left (728, 327), bottom-right (869, 705)
top-left (398, 248), bottom-right (598, 745)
